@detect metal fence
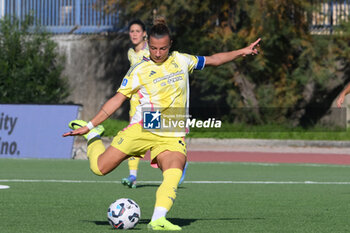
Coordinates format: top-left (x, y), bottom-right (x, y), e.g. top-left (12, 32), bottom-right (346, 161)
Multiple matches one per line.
top-left (311, 0), bottom-right (350, 34)
top-left (0, 0), bottom-right (120, 34)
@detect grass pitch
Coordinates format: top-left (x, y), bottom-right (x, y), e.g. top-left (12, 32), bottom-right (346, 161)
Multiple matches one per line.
top-left (1, 159), bottom-right (350, 232)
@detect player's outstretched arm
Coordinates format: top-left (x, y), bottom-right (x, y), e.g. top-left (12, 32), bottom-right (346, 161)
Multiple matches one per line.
top-left (63, 92), bottom-right (128, 137)
top-left (337, 84), bottom-right (350, 107)
top-left (205, 38), bottom-right (261, 67)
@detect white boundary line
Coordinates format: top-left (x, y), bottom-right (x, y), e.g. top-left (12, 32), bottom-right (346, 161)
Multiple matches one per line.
top-left (1, 179), bottom-right (350, 185)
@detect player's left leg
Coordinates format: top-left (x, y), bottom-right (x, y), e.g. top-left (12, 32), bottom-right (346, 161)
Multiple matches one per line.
top-left (148, 150), bottom-right (186, 231)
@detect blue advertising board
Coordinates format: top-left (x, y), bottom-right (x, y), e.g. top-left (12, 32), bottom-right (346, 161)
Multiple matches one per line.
top-left (0, 104), bottom-right (81, 159)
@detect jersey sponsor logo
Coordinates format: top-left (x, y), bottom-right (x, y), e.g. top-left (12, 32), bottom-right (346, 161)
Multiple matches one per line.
top-left (143, 110), bottom-right (161, 129)
top-left (153, 71), bottom-right (184, 84)
top-left (168, 76), bottom-right (183, 84)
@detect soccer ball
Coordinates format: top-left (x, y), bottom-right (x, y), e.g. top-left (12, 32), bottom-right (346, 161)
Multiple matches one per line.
top-left (107, 198), bottom-right (141, 229)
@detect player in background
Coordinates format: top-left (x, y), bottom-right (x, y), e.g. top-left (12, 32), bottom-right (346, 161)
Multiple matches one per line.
top-left (121, 19), bottom-right (149, 189)
top-left (336, 83), bottom-right (350, 107)
top-left (63, 17), bottom-right (260, 231)
top-left (122, 19), bottom-right (188, 188)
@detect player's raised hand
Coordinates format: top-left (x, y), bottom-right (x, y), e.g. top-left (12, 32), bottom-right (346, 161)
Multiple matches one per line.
top-left (62, 126), bottom-right (89, 137)
top-left (242, 38), bottom-right (261, 57)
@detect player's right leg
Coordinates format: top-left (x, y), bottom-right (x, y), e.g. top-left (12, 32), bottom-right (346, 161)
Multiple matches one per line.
top-left (69, 120), bottom-right (128, 175)
top-left (147, 151), bottom-right (185, 231)
top-left (147, 135), bottom-right (187, 231)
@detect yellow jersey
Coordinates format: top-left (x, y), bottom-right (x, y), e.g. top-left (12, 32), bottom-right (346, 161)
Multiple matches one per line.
top-left (127, 43), bottom-right (149, 66)
top-left (127, 43), bottom-right (150, 118)
top-left (118, 51), bottom-right (205, 137)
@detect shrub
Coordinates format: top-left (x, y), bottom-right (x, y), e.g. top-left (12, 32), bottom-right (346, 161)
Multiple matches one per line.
top-left (0, 16), bottom-right (68, 104)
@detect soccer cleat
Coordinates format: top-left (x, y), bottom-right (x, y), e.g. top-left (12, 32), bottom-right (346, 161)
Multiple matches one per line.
top-left (147, 217), bottom-right (182, 231)
top-left (178, 162), bottom-right (188, 185)
top-left (68, 119), bottom-right (104, 140)
top-left (121, 175), bottom-right (137, 188)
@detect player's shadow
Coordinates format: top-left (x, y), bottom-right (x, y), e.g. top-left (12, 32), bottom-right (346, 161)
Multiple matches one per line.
top-left (134, 184), bottom-right (187, 189)
top-left (83, 220), bottom-right (145, 231)
top-left (82, 220), bottom-right (109, 226)
top-left (85, 216), bottom-right (264, 229)
top-left (138, 217), bottom-right (264, 227)
top-left (138, 218), bottom-right (195, 227)
top-left (129, 184), bottom-right (159, 188)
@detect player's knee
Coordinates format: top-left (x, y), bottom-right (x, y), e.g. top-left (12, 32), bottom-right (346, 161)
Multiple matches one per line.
top-left (90, 165), bottom-right (104, 176)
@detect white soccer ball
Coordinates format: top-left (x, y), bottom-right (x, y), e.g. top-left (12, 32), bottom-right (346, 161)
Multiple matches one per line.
top-left (107, 198), bottom-right (141, 229)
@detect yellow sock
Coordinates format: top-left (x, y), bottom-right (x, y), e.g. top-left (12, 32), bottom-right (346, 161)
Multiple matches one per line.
top-left (87, 139), bottom-right (105, 176)
top-left (128, 157), bottom-right (140, 171)
top-left (155, 168), bottom-right (182, 211)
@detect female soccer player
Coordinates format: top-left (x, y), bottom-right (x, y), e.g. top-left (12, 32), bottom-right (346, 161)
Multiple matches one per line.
top-left (63, 18), bottom-right (260, 230)
top-left (121, 19), bottom-right (149, 189)
top-left (123, 19), bottom-right (189, 188)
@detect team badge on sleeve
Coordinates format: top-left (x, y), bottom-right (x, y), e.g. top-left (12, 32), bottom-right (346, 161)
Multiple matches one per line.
top-left (121, 78), bottom-right (128, 87)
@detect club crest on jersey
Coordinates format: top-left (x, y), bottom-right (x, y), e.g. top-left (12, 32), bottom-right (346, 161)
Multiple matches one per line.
top-left (143, 110), bottom-right (161, 129)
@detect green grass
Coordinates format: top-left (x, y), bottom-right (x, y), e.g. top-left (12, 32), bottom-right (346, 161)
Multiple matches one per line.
top-left (102, 118), bottom-right (350, 140)
top-left (1, 159), bottom-right (350, 232)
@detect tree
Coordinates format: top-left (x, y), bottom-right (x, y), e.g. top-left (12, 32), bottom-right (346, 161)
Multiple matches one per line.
top-left (101, 0), bottom-right (350, 127)
top-left (0, 16), bottom-right (68, 104)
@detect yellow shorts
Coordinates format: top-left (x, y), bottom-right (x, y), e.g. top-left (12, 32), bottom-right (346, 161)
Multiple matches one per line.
top-left (111, 123), bottom-right (187, 165)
